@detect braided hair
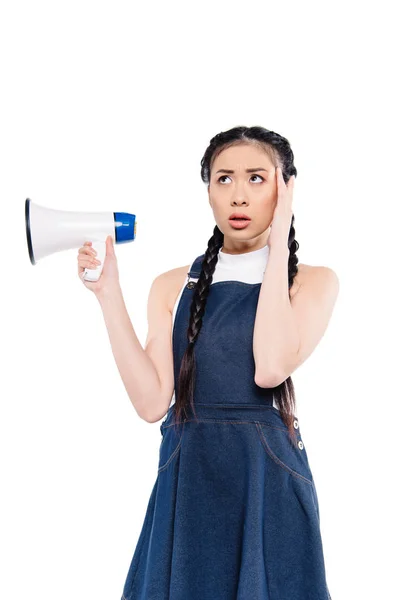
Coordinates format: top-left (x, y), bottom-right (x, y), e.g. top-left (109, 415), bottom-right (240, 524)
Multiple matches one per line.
top-left (174, 126), bottom-right (299, 444)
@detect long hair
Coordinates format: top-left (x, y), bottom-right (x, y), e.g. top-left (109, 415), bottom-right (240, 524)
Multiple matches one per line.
top-left (174, 126), bottom-right (299, 444)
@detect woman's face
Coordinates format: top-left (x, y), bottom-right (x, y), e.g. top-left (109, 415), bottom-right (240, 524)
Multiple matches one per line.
top-left (208, 143), bottom-right (279, 252)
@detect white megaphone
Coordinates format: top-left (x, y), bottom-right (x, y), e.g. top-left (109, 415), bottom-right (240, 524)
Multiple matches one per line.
top-left (25, 198), bottom-right (137, 281)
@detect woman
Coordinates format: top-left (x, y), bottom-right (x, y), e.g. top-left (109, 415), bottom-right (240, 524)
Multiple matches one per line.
top-left (78, 125), bottom-right (339, 599)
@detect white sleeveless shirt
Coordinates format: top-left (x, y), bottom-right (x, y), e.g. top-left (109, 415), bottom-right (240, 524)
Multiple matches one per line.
top-left (170, 243), bottom-right (279, 410)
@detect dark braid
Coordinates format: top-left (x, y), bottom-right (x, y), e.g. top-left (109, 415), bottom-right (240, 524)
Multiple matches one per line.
top-left (174, 125), bottom-right (300, 445)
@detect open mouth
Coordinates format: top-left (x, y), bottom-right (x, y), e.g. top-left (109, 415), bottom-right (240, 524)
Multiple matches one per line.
top-left (229, 213), bottom-right (251, 223)
top-left (228, 216), bottom-right (251, 228)
top-left (229, 213), bottom-right (251, 221)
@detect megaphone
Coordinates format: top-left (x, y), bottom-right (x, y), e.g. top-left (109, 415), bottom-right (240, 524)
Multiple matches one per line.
top-left (25, 198), bottom-right (137, 282)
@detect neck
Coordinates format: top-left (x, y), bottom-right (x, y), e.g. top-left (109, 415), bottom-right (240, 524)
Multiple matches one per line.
top-left (220, 242), bottom-right (269, 256)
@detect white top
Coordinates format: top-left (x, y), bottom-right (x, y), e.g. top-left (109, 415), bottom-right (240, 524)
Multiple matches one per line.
top-left (170, 243), bottom-right (278, 409)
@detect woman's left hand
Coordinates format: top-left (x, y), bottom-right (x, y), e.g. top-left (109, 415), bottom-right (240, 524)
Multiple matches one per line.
top-left (267, 167), bottom-right (295, 250)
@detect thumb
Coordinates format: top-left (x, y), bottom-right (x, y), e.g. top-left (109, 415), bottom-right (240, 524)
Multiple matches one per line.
top-left (106, 235), bottom-right (116, 256)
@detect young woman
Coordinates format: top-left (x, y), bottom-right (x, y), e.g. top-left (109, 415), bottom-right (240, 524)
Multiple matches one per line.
top-left (78, 125), bottom-right (339, 600)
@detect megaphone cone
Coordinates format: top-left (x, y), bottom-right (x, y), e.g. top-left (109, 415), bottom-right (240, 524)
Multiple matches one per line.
top-left (25, 198), bottom-right (137, 281)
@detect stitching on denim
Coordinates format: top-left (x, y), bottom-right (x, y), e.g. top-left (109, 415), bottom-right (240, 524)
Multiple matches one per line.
top-left (195, 402), bottom-right (284, 411)
top-left (187, 279), bottom-right (263, 288)
top-left (310, 480), bottom-right (320, 521)
top-left (210, 280), bottom-right (263, 288)
top-left (192, 403), bottom-right (294, 420)
top-left (162, 418), bottom-right (293, 434)
top-left (158, 436), bottom-right (183, 473)
top-left (255, 422), bottom-right (313, 486)
top-left (162, 405), bottom-right (289, 425)
top-left (195, 402), bottom-right (279, 409)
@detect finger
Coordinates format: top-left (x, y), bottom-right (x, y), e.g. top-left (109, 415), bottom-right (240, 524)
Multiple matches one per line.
top-left (277, 167), bottom-right (287, 187)
top-left (276, 167), bottom-right (282, 190)
top-left (78, 259), bottom-right (97, 269)
top-left (78, 257), bottom-right (100, 269)
top-left (78, 246), bottom-right (97, 256)
top-left (106, 235), bottom-right (115, 255)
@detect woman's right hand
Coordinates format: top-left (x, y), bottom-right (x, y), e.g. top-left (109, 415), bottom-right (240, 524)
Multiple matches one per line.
top-left (77, 236), bottom-right (120, 296)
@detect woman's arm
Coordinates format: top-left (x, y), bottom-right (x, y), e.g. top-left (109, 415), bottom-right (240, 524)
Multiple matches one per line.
top-left (253, 244), bottom-right (339, 387)
top-left (96, 275), bottom-right (174, 423)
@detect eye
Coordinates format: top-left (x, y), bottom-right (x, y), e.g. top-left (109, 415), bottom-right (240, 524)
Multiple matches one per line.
top-left (217, 174), bottom-right (265, 184)
top-left (250, 174), bottom-right (264, 183)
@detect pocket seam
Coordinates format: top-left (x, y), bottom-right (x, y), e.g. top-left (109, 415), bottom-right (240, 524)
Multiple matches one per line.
top-left (158, 431), bottom-right (183, 473)
top-left (255, 421), bottom-right (313, 486)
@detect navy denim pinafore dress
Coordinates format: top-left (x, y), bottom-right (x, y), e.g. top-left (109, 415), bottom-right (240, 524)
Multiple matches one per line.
top-left (121, 253), bottom-right (332, 600)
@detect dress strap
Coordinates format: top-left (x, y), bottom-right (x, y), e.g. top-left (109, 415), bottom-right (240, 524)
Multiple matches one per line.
top-left (185, 254), bottom-right (205, 289)
top-left (187, 254), bottom-right (205, 278)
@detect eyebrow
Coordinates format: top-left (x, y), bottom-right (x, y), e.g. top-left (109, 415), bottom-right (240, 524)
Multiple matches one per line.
top-left (215, 167), bottom-right (270, 174)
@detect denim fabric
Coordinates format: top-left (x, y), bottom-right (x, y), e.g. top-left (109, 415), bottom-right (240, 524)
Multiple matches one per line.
top-left (121, 254), bottom-right (332, 600)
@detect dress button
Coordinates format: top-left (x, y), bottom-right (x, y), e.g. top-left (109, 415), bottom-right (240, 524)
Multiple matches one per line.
top-left (293, 419), bottom-right (299, 429)
top-left (298, 440), bottom-right (304, 450)
top-left (186, 281), bottom-right (196, 289)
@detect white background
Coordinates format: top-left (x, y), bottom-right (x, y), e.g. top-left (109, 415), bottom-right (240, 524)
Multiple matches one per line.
top-left (1, 1), bottom-right (399, 598)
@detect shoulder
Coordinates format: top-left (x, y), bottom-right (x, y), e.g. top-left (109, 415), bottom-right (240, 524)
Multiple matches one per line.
top-left (155, 261), bottom-right (339, 308)
top-left (293, 262), bottom-right (340, 301)
top-left (152, 264), bottom-right (192, 314)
